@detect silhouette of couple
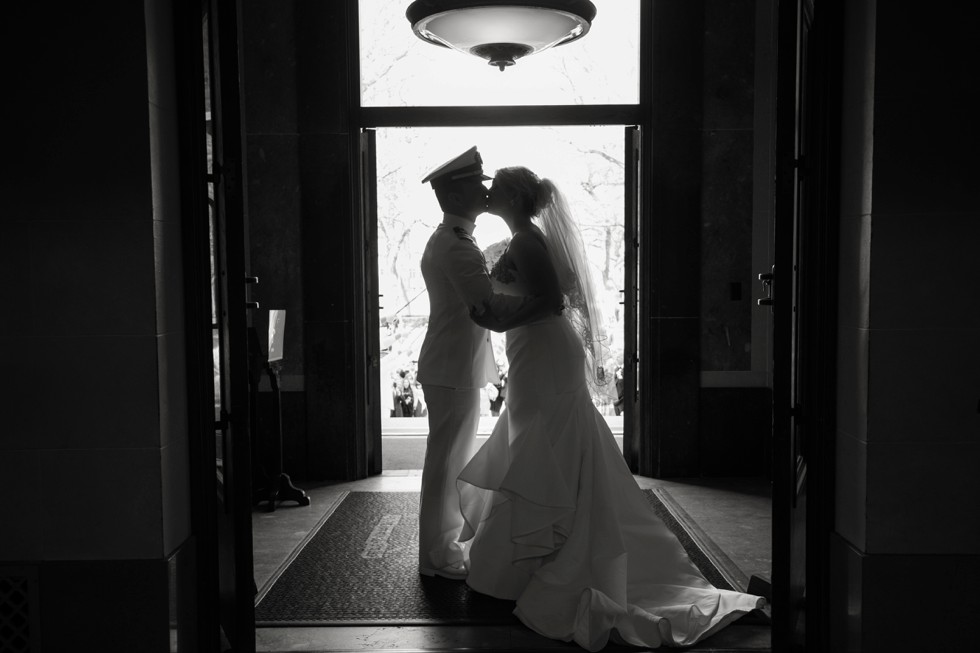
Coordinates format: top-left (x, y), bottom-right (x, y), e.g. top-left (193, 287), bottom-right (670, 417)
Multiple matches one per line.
top-left (415, 147), bottom-right (763, 651)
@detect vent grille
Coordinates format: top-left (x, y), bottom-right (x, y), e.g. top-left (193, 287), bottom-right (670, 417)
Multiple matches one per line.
top-left (0, 569), bottom-right (37, 653)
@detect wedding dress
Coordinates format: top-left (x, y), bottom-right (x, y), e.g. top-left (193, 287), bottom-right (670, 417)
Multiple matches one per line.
top-left (457, 245), bottom-right (764, 651)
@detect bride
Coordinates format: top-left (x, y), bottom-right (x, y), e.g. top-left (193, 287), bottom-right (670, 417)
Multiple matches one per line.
top-left (458, 166), bottom-right (765, 651)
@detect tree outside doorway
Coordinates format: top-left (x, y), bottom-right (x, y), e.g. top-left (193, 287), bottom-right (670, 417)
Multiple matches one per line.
top-left (374, 126), bottom-right (627, 426)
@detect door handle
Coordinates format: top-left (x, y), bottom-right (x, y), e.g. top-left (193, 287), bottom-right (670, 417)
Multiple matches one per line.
top-left (618, 288), bottom-right (636, 306)
top-left (245, 277), bottom-right (259, 309)
top-left (757, 268), bottom-right (774, 307)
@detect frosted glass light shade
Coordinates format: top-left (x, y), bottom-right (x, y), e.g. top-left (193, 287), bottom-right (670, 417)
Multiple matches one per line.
top-left (406, 1), bottom-right (597, 71)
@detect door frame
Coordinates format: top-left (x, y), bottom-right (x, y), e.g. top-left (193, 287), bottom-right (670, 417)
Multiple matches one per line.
top-left (770, 0), bottom-right (842, 649)
top-left (174, 0), bottom-right (222, 649)
top-left (207, 0), bottom-right (257, 648)
top-left (177, 0), bottom-right (845, 647)
top-left (770, 0), bottom-right (810, 643)
top-left (357, 128), bottom-right (383, 476)
top-left (350, 0), bottom-right (654, 475)
top-left (177, 0), bottom-right (257, 650)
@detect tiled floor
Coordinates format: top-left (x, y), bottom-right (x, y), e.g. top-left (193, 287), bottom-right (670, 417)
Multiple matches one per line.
top-left (251, 448), bottom-right (772, 652)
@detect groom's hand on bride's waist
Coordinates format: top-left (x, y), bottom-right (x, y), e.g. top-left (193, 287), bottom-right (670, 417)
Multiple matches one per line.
top-left (469, 295), bottom-right (561, 332)
top-left (469, 300), bottom-right (504, 331)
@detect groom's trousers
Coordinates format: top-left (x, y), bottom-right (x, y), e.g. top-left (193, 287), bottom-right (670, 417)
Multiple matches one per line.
top-left (418, 384), bottom-right (481, 571)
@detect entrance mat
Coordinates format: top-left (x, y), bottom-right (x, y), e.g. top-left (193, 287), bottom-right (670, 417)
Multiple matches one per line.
top-left (255, 489), bottom-right (734, 626)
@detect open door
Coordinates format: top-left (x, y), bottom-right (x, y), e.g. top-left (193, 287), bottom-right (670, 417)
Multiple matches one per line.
top-left (204, 0), bottom-right (256, 649)
top-left (622, 125), bottom-right (642, 471)
top-left (771, 0), bottom-right (816, 648)
top-left (357, 128), bottom-right (383, 475)
top-left (771, 0), bottom-right (841, 648)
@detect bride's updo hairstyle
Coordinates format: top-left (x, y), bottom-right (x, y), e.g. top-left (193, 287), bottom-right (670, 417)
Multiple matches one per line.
top-left (494, 166), bottom-right (553, 217)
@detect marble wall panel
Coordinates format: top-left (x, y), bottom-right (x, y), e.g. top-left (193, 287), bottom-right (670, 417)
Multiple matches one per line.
top-left (866, 439), bottom-right (980, 555)
top-left (0, 220), bottom-right (32, 339)
top-left (867, 328), bottom-right (980, 444)
top-left (40, 559), bottom-right (169, 652)
top-left (835, 326), bottom-right (869, 441)
top-left (304, 318), bottom-right (356, 480)
top-left (296, 0), bottom-right (350, 133)
top-left (870, 95), bottom-right (978, 217)
top-left (701, 129), bottom-right (754, 370)
top-left (154, 217), bottom-right (186, 336)
top-left (3, 2), bottom-right (151, 223)
top-left (702, 0), bottom-right (756, 131)
top-left (836, 213), bottom-right (871, 331)
top-left (28, 219), bottom-right (157, 337)
top-left (873, 2), bottom-right (979, 103)
top-left (161, 437), bottom-right (192, 556)
top-left (299, 133), bottom-right (354, 323)
top-left (0, 451), bottom-right (43, 559)
top-left (652, 316), bottom-right (701, 477)
top-left (148, 100), bottom-right (182, 226)
top-left (869, 212), bottom-right (980, 331)
top-left (831, 533), bottom-right (980, 651)
top-left (242, 0), bottom-right (299, 134)
top-left (23, 334), bottom-right (160, 450)
top-left (698, 387), bottom-right (769, 476)
top-left (40, 448), bottom-right (163, 560)
top-left (834, 430), bottom-right (868, 551)
top-left (247, 133), bottom-right (305, 371)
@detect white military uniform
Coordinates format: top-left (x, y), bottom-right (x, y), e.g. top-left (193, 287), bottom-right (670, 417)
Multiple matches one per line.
top-left (417, 214), bottom-right (501, 574)
top-left (416, 146), bottom-right (529, 577)
top-left (417, 216), bottom-right (500, 389)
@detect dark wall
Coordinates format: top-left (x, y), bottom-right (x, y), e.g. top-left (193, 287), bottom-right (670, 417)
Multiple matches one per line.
top-left (647, 0), bottom-right (767, 478)
top-left (2, 0), bottom-right (191, 649)
top-left (700, 387), bottom-right (771, 477)
top-left (242, 1), bottom-right (307, 479)
top-left (700, 0), bottom-right (756, 372)
top-left (645, 0), bottom-right (706, 478)
top-left (697, 0), bottom-right (770, 477)
top-left (243, 0), bottom-right (358, 481)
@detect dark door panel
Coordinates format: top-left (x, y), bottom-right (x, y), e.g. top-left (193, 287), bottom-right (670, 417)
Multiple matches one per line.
top-left (205, 0), bottom-right (256, 649)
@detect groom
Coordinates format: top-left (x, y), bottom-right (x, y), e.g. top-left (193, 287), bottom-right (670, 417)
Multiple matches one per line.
top-left (416, 146), bottom-right (530, 580)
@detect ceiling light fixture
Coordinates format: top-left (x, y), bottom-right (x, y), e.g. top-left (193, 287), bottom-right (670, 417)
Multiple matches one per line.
top-left (406, 0), bottom-right (598, 72)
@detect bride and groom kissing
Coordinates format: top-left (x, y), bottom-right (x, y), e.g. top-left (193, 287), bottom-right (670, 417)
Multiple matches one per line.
top-left (413, 146), bottom-right (764, 651)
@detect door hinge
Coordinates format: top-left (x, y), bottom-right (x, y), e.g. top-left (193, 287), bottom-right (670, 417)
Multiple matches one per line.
top-left (214, 409), bottom-right (229, 432)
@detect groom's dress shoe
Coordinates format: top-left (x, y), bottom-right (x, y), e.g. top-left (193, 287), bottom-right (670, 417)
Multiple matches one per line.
top-left (419, 563), bottom-right (468, 580)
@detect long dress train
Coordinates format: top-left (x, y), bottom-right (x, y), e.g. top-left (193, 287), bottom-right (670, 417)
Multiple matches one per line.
top-left (457, 314), bottom-right (764, 651)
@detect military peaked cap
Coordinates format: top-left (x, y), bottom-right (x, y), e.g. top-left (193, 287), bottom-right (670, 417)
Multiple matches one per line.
top-left (421, 146), bottom-right (492, 185)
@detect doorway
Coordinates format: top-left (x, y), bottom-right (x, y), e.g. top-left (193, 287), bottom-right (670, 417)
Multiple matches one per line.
top-left (222, 0), bottom-right (844, 648)
top-left (372, 125), bottom-right (629, 470)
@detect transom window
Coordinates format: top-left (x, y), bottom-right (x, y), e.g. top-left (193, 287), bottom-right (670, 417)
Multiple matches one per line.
top-left (358, 0), bottom-right (640, 107)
